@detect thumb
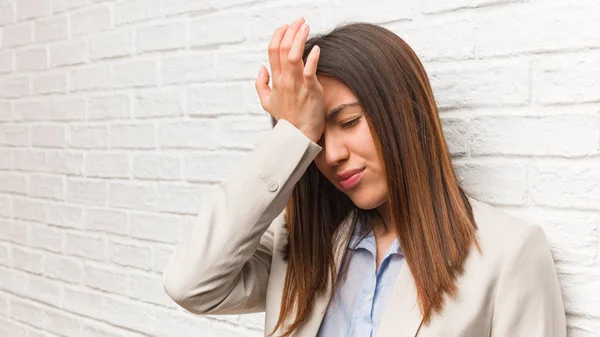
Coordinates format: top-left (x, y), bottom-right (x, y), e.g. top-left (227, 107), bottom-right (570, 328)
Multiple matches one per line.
top-left (255, 64), bottom-right (271, 109)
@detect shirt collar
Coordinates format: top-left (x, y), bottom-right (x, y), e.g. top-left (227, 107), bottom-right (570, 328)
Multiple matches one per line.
top-left (347, 218), bottom-right (403, 256)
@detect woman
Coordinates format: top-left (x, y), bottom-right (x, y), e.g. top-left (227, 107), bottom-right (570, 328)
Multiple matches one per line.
top-left (162, 18), bottom-right (567, 337)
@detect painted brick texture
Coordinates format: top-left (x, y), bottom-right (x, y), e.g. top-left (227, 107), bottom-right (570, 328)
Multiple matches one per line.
top-left (0, 0), bottom-right (599, 336)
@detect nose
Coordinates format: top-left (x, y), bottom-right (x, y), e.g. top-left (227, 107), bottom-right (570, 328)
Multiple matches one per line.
top-left (323, 133), bottom-right (349, 167)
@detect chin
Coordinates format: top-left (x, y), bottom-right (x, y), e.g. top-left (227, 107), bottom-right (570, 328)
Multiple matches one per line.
top-left (348, 190), bottom-right (386, 210)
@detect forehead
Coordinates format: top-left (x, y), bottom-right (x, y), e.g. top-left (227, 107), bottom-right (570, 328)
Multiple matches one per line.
top-left (317, 75), bottom-right (358, 107)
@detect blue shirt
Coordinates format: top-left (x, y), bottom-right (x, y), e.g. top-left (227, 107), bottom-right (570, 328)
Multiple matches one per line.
top-left (317, 221), bottom-right (405, 337)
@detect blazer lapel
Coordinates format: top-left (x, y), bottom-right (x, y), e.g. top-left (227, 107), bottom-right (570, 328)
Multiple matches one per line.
top-left (375, 262), bottom-right (424, 337)
top-left (278, 214), bottom-right (424, 337)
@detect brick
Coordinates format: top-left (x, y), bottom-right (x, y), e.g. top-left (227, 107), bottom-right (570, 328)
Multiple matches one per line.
top-left (162, 54), bottom-right (217, 85)
top-left (428, 59), bottom-right (529, 109)
top-left (90, 29), bottom-right (133, 60)
top-left (64, 232), bottom-right (106, 261)
top-left (0, 266), bottom-right (28, 295)
top-left (28, 274), bottom-right (61, 306)
top-left (114, 0), bottom-right (160, 26)
top-left (128, 272), bottom-right (175, 306)
top-left (420, 0), bottom-right (515, 13)
top-left (2, 22), bottom-right (33, 47)
top-left (0, 219), bottom-right (28, 245)
top-left (390, 18), bottom-right (475, 62)
top-left (31, 125), bottom-right (65, 148)
top-left (0, 316), bottom-right (26, 337)
top-left (13, 198), bottom-right (45, 222)
top-left (136, 22), bottom-right (186, 53)
top-left (109, 123), bottom-right (155, 149)
top-left (34, 14), bottom-right (67, 42)
top-left (30, 223), bottom-right (62, 252)
top-left (66, 178), bottom-right (107, 206)
top-left (85, 152), bottom-right (129, 178)
top-left (134, 88), bottom-right (184, 118)
top-left (0, 3), bottom-right (15, 26)
top-left (185, 152), bottom-right (246, 183)
top-left (440, 117), bottom-right (469, 156)
top-left (70, 5), bottom-right (111, 36)
top-left (154, 308), bottom-right (211, 337)
top-left (132, 153), bottom-right (180, 180)
top-left (189, 12), bottom-right (246, 48)
top-left (453, 160), bottom-right (528, 205)
top-left (471, 114), bottom-right (600, 157)
top-left (17, 0), bottom-right (50, 21)
top-left (12, 246), bottom-right (44, 274)
top-left (215, 47), bottom-right (265, 80)
top-left (151, 246), bottom-right (173, 273)
top-left (103, 296), bottom-right (155, 334)
top-left (45, 309), bottom-right (82, 337)
top-left (14, 150), bottom-right (45, 171)
top-left (70, 65), bottom-right (111, 91)
top-left (216, 117), bottom-right (271, 150)
top-left (52, 0), bottom-right (90, 13)
top-left (32, 72), bottom-right (67, 95)
top-left (507, 208), bottom-right (598, 265)
top-left (531, 164), bottom-right (600, 210)
top-left (83, 264), bottom-right (128, 294)
top-left (10, 298), bottom-right (45, 328)
top-left (108, 239), bottom-right (153, 270)
top-left (50, 41), bottom-right (87, 67)
top-left (84, 208), bottom-right (128, 235)
top-left (0, 51), bottom-right (14, 73)
top-left (67, 125), bottom-right (107, 149)
top-left (45, 255), bottom-right (81, 283)
top-left (474, 3), bottom-right (600, 57)
top-left (62, 286), bottom-right (105, 318)
top-left (42, 200), bottom-right (80, 229)
top-left (45, 151), bottom-right (83, 175)
top-left (112, 60), bottom-right (157, 88)
top-left (0, 172), bottom-right (27, 194)
top-left (188, 83), bottom-right (247, 116)
top-left (0, 124), bottom-right (29, 146)
top-left (130, 212), bottom-right (180, 243)
top-left (532, 52), bottom-right (600, 104)
top-left (0, 77), bottom-right (29, 98)
top-left (15, 98), bottom-right (86, 121)
top-left (156, 183), bottom-right (208, 214)
top-left (88, 94), bottom-right (130, 120)
top-left (158, 120), bottom-right (215, 149)
top-left (0, 101), bottom-right (11, 121)
top-left (0, 195), bottom-right (10, 216)
top-left (109, 181), bottom-right (156, 211)
top-left (29, 174), bottom-right (64, 200)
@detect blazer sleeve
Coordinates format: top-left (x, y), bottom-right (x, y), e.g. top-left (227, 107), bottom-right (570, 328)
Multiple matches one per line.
top-left (490, 224), bottom-right (567, 337)
top-left (162, 118), bottom-right (322, 315)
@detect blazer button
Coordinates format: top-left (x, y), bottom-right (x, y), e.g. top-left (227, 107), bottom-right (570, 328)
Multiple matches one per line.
top-left (268, 181), bottom-right (279, 192)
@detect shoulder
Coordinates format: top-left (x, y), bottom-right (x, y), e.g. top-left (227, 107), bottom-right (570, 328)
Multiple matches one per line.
top-left (465, 196), bottom-right (555, 279)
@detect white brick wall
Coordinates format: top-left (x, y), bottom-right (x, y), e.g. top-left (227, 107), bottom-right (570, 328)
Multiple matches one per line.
top-left (0, 0), bottom-right (599, 336)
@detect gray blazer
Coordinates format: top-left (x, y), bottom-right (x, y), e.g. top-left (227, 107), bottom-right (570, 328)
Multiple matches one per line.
top-left (162, 118), bottom-right (567, 337)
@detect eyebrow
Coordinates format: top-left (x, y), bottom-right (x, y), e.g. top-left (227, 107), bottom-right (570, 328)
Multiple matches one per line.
top-left (326, 102), bottom-right (360, 121)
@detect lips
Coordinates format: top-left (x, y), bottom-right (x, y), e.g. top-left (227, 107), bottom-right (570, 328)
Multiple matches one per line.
top-left (336, 168), bottom-right (365, 182)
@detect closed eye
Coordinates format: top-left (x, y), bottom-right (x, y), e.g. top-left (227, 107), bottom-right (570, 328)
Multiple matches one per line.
top-left (341, 117), bottom-right (361, 128)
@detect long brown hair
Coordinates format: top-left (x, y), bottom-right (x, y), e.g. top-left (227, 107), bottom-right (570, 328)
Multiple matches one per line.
top-left (268, 22), bottom-right (481, 337)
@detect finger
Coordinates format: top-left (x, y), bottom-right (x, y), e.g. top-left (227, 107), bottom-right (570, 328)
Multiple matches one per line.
top-left (288, 22), bottom-right (310, 81)
top-left (280, 17), bottom-right (305, 75)
top-left (303, 45), bottom-right (321, 89)
top-left (255, 64), bottom-right (271, 110)
top-left (268, 24), bottom-right (289, 81)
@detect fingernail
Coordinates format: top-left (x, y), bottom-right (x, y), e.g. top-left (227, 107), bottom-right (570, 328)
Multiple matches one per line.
top-left (295, 16), bottom-right (304, 23)
top-left (258, 65), bottom-right (262, 76)
top-left (301, 23), bottom-right (308, 31)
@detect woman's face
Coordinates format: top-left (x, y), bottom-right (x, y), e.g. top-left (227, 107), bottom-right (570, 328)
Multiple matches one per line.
top-left (314, 75), bottom-right (388, 211)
